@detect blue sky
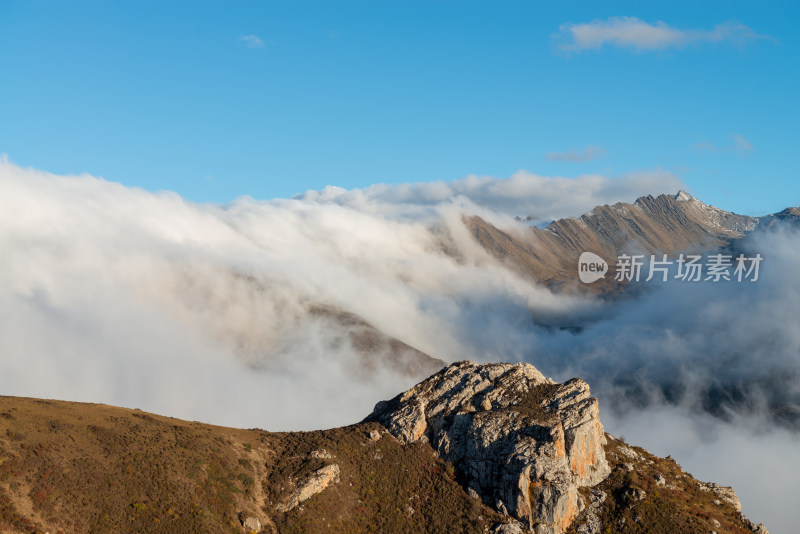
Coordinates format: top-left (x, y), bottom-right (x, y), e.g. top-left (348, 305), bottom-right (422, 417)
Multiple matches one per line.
top-left (1, 1), bottom-right (797, 215)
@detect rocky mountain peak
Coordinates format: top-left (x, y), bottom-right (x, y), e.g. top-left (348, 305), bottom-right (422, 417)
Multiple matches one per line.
top-left (674, 189), bottom-right (695, 202)
top-left (365, 361), bottom-right (611, 534)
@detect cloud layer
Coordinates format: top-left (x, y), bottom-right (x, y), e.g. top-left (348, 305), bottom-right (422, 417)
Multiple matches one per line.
top-left (557, 17), bottom-right (772, 52)
top-left (694, 133), bottom-right (754, 156)
top-left (297, 168), bottom-right (683, 223)
top-left (2, 159), bottom-right (631, 428)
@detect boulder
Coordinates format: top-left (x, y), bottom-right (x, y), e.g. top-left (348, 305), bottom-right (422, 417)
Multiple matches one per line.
top-left (242, 516), bottom-right (261, 532)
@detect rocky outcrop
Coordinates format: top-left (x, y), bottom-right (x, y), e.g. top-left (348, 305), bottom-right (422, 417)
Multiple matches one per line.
top-left (696, 482), bottom-right (770, 534)
top-left (364, 361), bottom-right (611, 534)
top-left (568, 434), bottom-right (770, 534)
top-left (274, 464), bottom-right (341, 512)
top-left (697, 481), bottom-right (742, 511)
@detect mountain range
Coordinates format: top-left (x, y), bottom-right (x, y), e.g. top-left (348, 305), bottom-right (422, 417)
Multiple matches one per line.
top-left (317, 190), bottom-right (798, 381)
top-left (467, 191), bottom-right (774, 292)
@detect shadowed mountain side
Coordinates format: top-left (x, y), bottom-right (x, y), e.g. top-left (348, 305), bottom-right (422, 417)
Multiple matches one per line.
top-left (165, 266), bottom-right (444, 381)
top-left (756, 207), bottom-right (800, 229)
top-left (465, 191), bottom-right (759, 291)
top-left (308, 306), bottom-right (445, 379)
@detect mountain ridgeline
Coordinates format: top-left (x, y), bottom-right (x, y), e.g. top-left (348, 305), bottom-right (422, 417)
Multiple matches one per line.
top-left (0, 361), bottom-right (770, 534)
top-left (465, 191), bottom-right (770, 291)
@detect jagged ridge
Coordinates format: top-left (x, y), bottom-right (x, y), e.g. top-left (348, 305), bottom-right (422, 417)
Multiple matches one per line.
top-left (465, 191), bottom-right (767, 290)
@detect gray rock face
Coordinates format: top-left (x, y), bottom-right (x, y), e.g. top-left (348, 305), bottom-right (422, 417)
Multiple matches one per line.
top-left (274, 464), bottom-right (341, 512)
top-left (309, 449), bottom-right (332, 459)
top-left (697, 481), bottom-right (742, 511)
top-left (493, 521), bottom-right (527, 533)
top-left (365, 361), bottom-right (611, 534)
top-left (575, 489), bottom-right (605, 534)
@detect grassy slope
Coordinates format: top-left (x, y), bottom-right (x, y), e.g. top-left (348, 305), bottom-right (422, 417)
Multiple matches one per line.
top-left (0, 396), bottom-right (761, 534)
top-left (0, 396), bottom-right (503, 534)
top-left (568, 435), bottom-right (756, 534)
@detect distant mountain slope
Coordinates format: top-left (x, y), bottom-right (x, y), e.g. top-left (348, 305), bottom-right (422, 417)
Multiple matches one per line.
top-left (756, 206), bottom-right (800, 229)
top-left (0, 361), bottom-right (768, 534)
top-left (465, 191), bottom-right (761, 290)
top-left (308, 305), bottom-right (445, 379)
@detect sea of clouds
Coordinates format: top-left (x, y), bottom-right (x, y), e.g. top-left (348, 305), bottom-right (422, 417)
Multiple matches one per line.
top-left (1, 157), bottom-right (796, 530)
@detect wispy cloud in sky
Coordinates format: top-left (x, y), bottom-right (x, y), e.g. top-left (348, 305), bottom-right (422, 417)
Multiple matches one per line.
top-left (557, 17), bottom-right (772, 53)
top-left (694, 141), bottom-right (718, 152)
top-left (733, 133), bottom-right (753, 153)
top-left (546, 145), bottom-right (607, 162)
top-left (694, 134), bottom-right (753, 156)
top-left (240, 34), bottom-right (264, 49)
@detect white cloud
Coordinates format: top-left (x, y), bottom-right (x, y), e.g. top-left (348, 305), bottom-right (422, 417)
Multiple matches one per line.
top-left (0, 159), bottom-right (682, 432)
top-left (546, 145), bottom-right (607, 162)
top-left (694, 135), bottom-right (753, 155)
top-left (240, 34), bottom-right (264, 49)
top-left (298, 168), bottom-right (683, 221)
top-left (0, 158), bottom-right (604, 430)
top-left (693, 141), bottom-right (718, 152)
top-left (557, 17), bottom-right (772, 53)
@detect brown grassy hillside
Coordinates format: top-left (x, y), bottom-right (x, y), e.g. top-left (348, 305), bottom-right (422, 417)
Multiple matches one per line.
top-left (0, 394), bottom-right (765, 534)
top-left (0, 396), bottom-right (503, 534)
